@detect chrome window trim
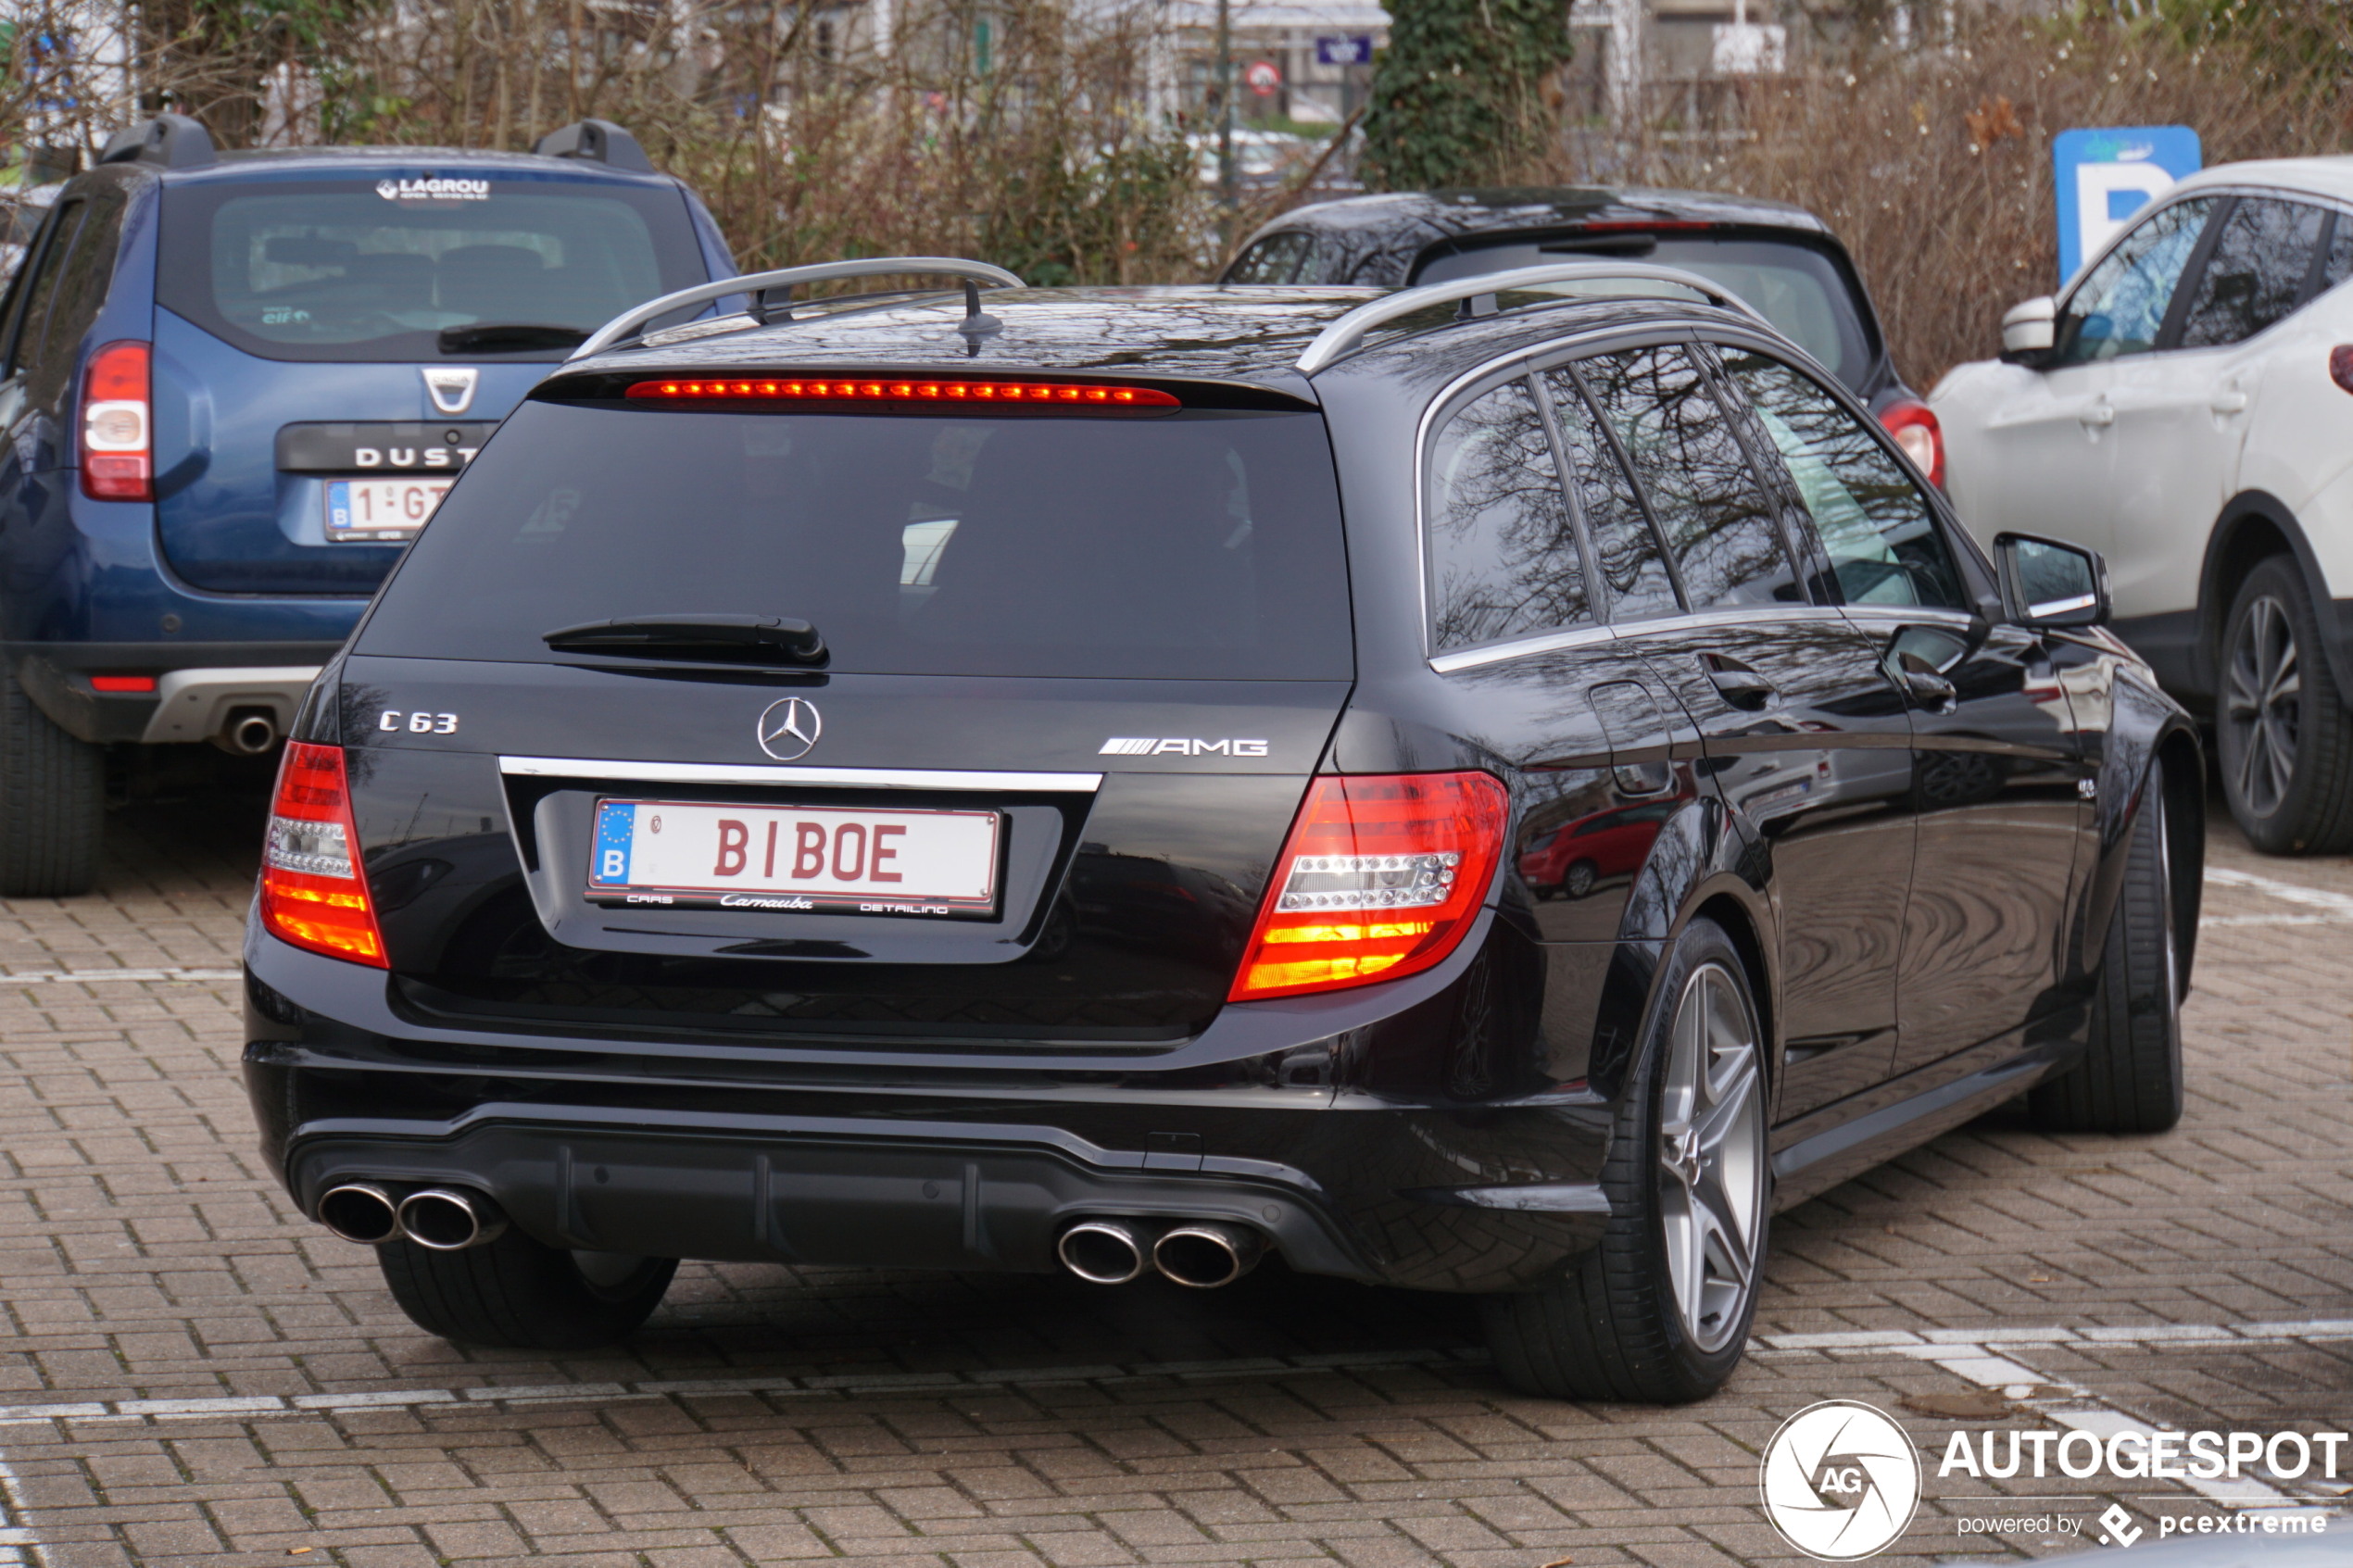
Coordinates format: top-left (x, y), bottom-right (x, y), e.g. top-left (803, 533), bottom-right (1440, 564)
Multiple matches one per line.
top-left (500, 756), bottom-right (1103, 792)
top-left (1429, 622), bottom-right (1617, 674)
top-left (1836, 605), bottom-right (1982, 628)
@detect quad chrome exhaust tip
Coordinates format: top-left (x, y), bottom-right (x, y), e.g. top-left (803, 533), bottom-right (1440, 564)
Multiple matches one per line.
top-left (318, 1183), bottom-right (402, 1245)
top-left (1057, 1219), bottom-right (1152, 1284)
top-left (1152, 1222), bottom-right (1265, 1289)
top-left (394, 1187), bottom-right (509, 1251)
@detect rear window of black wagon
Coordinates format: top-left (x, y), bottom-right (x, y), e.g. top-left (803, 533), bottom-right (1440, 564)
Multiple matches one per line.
top-left (355, 399), bottom-right (1356, 682)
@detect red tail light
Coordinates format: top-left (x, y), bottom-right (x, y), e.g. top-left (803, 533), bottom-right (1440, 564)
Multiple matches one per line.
top-left (1229, 771), bottom-right (1508, 1003)
top-left (80, 340), bottom-right (152, 501)
top-left (260, 743), bottom-right (387, 968)
top-left (626, 377), bottom-right (1179, 408)
top-left (1878, 398), bottom-right (1944, 490)
top-left (2330, 345), bottom-right (2353, 394)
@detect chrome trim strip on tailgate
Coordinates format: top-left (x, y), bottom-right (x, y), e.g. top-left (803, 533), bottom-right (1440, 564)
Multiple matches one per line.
top-left (498, 756), bottom-right (1104, 792)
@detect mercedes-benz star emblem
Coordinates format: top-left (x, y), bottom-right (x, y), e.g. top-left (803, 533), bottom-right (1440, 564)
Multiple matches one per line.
top-left (757, 697), bottom-right (822, 761)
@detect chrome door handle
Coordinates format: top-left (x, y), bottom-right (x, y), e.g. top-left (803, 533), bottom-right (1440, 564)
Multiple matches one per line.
top-left (2078, 402), bottom-right (2115, 428)
top-left (2209, 389), bottom-right (2249, 414)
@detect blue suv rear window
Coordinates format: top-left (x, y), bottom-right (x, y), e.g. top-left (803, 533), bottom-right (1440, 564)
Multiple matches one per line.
top-left (157, 175), bottom-right (705, 362)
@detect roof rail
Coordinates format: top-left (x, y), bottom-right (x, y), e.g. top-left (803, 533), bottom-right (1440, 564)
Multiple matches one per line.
top-left (97, 114), bottom-right (217, 172)
top-left (1294, 261), bottom-right (1775, 375)
top-left (570, 257), bottom-right (1027, 360)
top-left (533, 119), bottom-right (655, 173)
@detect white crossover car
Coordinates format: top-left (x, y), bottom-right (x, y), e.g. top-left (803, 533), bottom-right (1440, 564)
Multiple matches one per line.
top-left (1934, 157), bottom-right (2353, 853)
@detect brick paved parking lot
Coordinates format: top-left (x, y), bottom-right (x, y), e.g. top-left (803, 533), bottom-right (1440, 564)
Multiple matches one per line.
top-left (3, 770), bottom-right (2351, 1568)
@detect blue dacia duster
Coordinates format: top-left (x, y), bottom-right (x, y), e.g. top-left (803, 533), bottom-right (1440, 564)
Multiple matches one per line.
top-left (0, 114), bottom-right (733, 894)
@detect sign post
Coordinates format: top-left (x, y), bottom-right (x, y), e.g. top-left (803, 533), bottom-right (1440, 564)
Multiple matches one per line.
top-left (2052, 125), bottom-right (2202, 285)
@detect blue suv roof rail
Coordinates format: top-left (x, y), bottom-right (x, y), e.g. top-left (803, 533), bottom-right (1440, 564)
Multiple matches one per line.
top-left (98, 113), bottom-right (217, 171)
top-left (1294, 260), bottom-right (1775, 374)
top-left (533, 119), bottom-right (656, 173)
top-left (571, 257), bottom-right (1027, 360)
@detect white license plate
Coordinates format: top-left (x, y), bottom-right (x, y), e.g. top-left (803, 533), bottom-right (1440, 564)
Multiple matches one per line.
top-left (325, 478), bottom-right (452, 542)
top-left (586, 798), bottom-right (1001, 917)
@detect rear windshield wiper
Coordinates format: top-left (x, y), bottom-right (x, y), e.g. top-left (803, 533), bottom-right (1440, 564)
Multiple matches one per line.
top-left (543, 614), bottom-right (827, 665)
top-left (439, 323), bottom-right (589, 355)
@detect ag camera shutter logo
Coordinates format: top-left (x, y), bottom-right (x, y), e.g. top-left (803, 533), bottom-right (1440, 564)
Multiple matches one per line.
top-left (1760, 1400), bottom-right (1921, 1560)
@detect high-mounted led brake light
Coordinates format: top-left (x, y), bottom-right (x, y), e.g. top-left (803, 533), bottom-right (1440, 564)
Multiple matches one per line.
top-left (260, 743), bottom-right (387, 968)
top-left (626, 377), bottom-right (1179, 408)
top-left (1230, 771), bottom-right (1509, 1003)
top-left (1878, 398), bottom-right (1944, 490)
top-left (81, 341), bottom-right (151, 501)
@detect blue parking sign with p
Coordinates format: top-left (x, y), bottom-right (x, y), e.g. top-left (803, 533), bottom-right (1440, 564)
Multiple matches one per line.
top-left (2053, 125), bottom-right (2202, 285)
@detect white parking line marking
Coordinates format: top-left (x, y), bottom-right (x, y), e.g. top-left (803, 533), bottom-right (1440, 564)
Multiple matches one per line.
top-left (1761, 1319), bottom-right (2353, 1515)
top-left (2205, 866), bottom-right (2353, 920)
top-left (0, 1454), bottom-right (40, 1565)
top-left (0, 967), bottom-right (240, 985)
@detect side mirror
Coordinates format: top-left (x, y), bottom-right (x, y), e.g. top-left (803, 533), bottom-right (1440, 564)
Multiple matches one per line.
top-left (2000, 295), bottom-right (2057, 365)
top-left (1994, 532), bottom-right (2110, 629)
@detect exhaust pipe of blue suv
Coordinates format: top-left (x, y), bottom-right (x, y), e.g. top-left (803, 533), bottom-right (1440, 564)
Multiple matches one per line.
top-left (317, 1182), bottom-right (402, 1245)
top-left (1152, 1223), bottom-right (1265, 1288)
top-left (223, 711), bottom-right (278, 756)
top-left (395, 1187), bottom-right (510, 1251)
top-left (1056, 1219), bottom-right (1155, 1284)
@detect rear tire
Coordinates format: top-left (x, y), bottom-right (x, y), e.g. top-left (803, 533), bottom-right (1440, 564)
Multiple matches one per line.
top-left (2217, 556), bottom-right (2353, 854)
top-left (1482, 918), bottom-right (1768, 1403)
top-left (2030, 761), bottom-right (2183, 1134)
top-left (0, 667), bottom-right (102, 897)
top-left (378, 1229), bottom-right (676, 1349)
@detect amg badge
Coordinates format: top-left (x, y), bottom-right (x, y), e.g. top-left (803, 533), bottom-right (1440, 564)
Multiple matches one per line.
top-left (1100, 737), bottom-right (1268, 757)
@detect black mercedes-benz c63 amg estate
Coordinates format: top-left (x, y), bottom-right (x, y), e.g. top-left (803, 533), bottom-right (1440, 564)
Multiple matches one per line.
top-left (244, 256), bottom-right (2202, 1403)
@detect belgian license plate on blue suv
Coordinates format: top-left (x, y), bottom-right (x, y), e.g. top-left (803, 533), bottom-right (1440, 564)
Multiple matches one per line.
top-left (325, 479), bottom-right (452, 542)
top-left (585, 798), bottom-right (1001, 916)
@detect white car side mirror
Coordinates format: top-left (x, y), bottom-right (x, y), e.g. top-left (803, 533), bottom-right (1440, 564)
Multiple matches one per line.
top-left (2000, 295), bottom-right (2057, 363)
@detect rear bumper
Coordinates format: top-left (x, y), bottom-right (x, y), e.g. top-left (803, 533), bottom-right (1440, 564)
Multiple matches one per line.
top-left (283, 1119), bottom-right (1381, 1280)
top-left (13, 643), bottom-right (341, 744)
top-left (244, 925), bottom-right (1617, 1294)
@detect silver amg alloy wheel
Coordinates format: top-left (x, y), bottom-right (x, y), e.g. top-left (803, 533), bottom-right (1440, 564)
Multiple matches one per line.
top-left (2224, 590), bottom-right (2299, 821)
top-left (1657, 960), bottom-right (1768, 1353)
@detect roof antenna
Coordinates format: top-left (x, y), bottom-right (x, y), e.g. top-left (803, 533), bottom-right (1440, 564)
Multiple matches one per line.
top-left (954, 279), bottom-right (1002, 350)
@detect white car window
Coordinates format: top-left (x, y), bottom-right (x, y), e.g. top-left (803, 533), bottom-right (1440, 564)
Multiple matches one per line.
top-left (2177, 197), bottom-right (2329, 348)
top-left (2054, 197), bottom-right (2218, 365)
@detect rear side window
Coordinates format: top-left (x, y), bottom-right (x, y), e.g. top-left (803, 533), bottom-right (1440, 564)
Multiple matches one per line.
top-left (1724, 350), bottom-right (1966, 610)
top-left (1572, 344), bottom-right (1799, 609)
top-left (1541, 368), bottom-right (1680, 622)
top-left (1419, 235), bottom-right (1874, 388)
top-left (23, 188), bottom-right (124, 410)
top-left (1227, 232), bottom-right (1313, 284)
top-left (357, 401), bottom-right (1353, 682)
top-left (157, 177), bottom-right (705, 362)
top-left (6, 199), bottom-right (82, 382)
top-left (2176, 197), bottom-right (2328, 349)
top-left (1426, 380), bottom-right (1591, 651)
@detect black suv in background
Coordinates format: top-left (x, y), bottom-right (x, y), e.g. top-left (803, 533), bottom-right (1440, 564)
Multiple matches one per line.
top-left (1224, 188), bottom-right (1944, 486)
top-left (245, 259), bottom-right (2198, 1403)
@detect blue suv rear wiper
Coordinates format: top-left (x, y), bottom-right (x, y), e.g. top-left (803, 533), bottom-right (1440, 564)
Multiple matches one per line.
top-left (438, 323), bottom-right (588, 355)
